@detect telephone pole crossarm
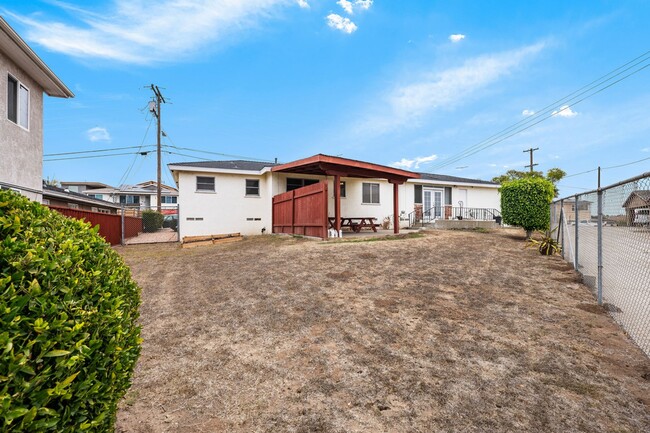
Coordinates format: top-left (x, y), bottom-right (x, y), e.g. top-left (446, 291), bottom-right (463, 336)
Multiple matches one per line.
top-left (523, 147), bottom-right (539, 173)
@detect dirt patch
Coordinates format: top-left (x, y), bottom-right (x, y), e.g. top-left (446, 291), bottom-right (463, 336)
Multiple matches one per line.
top-left (115, 229), bottom-right (649, 432)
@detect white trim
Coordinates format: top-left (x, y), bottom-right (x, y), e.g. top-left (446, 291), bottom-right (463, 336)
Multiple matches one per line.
top-left (7, 73), bottom-right (30, 131)
top-left (407, 178), bottom-right (499, 189)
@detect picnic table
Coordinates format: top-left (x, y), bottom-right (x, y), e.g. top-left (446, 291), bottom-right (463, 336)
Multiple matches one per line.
top-left (328, 217), bottom-right (379, 233)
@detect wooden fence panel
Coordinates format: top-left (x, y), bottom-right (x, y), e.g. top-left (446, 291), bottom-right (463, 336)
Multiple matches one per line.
top-left (272, 181), bottom-right (328, 239)
top-left (48, 206), bottom-right (142, 245)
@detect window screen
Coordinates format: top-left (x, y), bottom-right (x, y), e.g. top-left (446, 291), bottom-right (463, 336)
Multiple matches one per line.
top-left (362, 183), bottom-right (380, 204)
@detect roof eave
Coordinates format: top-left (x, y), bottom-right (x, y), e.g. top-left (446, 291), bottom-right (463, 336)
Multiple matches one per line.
top-left (0, 17), bottom-right (74, 98)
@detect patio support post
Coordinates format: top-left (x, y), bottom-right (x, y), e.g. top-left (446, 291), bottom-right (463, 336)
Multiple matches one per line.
top-left (392, 181), bottom-right (399, 234)
top-left (334, 174), bottom-right (341, 236)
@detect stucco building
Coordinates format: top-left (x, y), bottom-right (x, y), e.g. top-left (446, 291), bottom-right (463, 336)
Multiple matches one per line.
top-left (169, 155), bottom-right (500, 240)
top-left (0, 17), bottom-right (73, 201)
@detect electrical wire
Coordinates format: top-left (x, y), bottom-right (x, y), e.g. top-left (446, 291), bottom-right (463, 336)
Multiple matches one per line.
top-left (117, 117), bottom-right (154, 187)
top-left (44, 151), bottom-right (148, 162)
top-left (162, 131), bottom-right (274, 162)
top-left (44, 145), bottom-right (155, 157)
top-left (428, 51), bottom-right (650, 171)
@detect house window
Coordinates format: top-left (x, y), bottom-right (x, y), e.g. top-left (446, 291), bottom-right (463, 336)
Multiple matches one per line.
top-left (68, 203), bottom-right (79, 209)
top-left (340, 181), bottom-right (346, 198)
top-left (7, 75), bottom-right (29, 129)
top-left (90, 194), bottom-right (103, 200)
top-left (414, 185), bottom-right (422, 204)
top-left (160, 196), bottom-right (177, 204)
top-left (246, 179), bottom-right (260, 196)
top-left (119, 195), bottom-right (140, 205)
top-left (197, 176), bottom-right (215, 192)
top-left (286, 178), bottom-right (319, 191)
top-left (362, 183), bottom-right (380, 204)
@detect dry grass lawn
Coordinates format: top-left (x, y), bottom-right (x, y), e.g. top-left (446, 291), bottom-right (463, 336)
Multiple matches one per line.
top-left (115, 229), bottom-right (650, 433)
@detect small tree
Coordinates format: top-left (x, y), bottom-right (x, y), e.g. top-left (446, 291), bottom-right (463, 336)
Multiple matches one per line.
top-left (492, 168), bottom-right (566, 197)
top-left (500, 177), bottom-right (555, 238)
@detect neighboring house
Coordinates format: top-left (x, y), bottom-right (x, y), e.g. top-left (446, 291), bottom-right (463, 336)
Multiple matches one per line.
top-left (60, 181), bottom-right (113, 194)
top-left (81, 180), bottom-right (179, 212)
top-left (556, 199), bottom-right (592, 223)
top-left (42, 183), bottom-right (121, 214)
top-left (622, 190), bottom-right (650, 226)
top-left (168, 154), bottom-right (500, 239)
top-left (0, 17), bottom-right (73, 201)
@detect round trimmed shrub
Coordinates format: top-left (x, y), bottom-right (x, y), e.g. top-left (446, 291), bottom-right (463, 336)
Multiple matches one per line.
top-left (500, 176), bottom-right (555, 237)
top-left (0, 190), bottom-right (141, 432)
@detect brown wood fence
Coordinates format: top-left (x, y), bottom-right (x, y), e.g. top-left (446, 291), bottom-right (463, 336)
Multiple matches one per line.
top-left (272, 181), bottom-right (328, 239)
top-left (48, 206), bottom-right (142, 245)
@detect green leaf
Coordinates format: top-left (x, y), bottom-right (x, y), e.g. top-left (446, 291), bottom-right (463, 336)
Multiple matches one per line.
top-left (5, 407), bottom-right (29, 421)
top-left (43, 350), bottom-right (71, 357)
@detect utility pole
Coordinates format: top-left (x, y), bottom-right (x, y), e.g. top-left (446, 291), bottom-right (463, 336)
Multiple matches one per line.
top-left (149, 84), bottom-right (166, 212)
top-left (523, 147), bottom-right (539, 173)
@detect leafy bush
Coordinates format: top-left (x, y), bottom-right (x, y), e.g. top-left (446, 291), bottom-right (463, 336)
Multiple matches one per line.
top-left (141, 210), bottom-right (163, 233)
top-left (0, 190), bottom-right (141, 431)
top-left (500, 177), bottom-right (555, 237)
top-left (527, 229), bottom-right (562, 255)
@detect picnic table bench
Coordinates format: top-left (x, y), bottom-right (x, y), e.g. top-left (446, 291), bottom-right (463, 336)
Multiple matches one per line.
top-left (328, 217), bottom-right (380, 233)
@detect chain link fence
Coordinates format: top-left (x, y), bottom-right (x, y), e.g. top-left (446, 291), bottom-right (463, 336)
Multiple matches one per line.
top-left (551, 172), bottom-right (650, 356)
top-left (120, 204), bottom-right (179, 245)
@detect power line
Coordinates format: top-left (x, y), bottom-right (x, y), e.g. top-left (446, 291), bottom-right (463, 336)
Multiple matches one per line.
top-left (162, 131), bottom-right (274, 163)
top-left (44, 151), bottom-right (149, 162)
top-left (44, 145), bottom-right (155, 157)
top-left (428, 51), bottom-right (650, 171)
top-left (117, 116), bottom-right (155, 188)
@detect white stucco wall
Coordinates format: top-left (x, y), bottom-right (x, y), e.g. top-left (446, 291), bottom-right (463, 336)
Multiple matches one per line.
top-left (178, 171), bottom-right (271, 238)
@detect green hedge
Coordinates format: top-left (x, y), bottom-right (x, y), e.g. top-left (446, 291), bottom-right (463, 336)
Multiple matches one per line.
top-left (0, 190), bottom-right (141, 432)
top-left (500, 177), bottom-right (555, 234)
top-left (141, 210), bottom-right (164, 233)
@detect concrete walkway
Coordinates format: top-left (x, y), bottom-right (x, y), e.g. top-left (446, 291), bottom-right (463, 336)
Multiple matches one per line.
top-left (125, 228), bottom-right (179, 245)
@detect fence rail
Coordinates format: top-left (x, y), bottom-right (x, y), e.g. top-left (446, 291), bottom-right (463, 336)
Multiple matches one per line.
top-left (551, 171), bottom-right (650, 357)
top-left (48, 206), bottom-right (141, 245)
top-left (408, 206), bottom-right (501, 228)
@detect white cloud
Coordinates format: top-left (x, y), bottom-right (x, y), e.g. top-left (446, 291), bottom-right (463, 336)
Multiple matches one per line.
top-left (297, 0), bottom-right (309, 8)
top-left (326, 13), bottom-right (357, 34)
top-left (392, 154), bottom-right (438, 169)
top-left (337, 0), bottom-right (354, 14)
top-left (87, 127), bottom-right (111, 142)
top-left (355, 0), bottom-right (373, 10)
top-left (552, 105), bottom-right (578, 118)
top-left (361, 42), bottom-right (545, 133)
top-left (522, 109), bottom-right (535, 116)
top-left (6, 0), bottom-right (297, 64)
top-left (449, 34), bottom-right (465, 43)
top-left (642, 147), bottom-right (650, 153)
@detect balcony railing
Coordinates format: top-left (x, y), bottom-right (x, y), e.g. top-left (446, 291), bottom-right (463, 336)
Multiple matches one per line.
top-left (408, 205), bottom-right (501, 228)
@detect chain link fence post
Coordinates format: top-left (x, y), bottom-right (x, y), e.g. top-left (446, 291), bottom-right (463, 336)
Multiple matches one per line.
top-left (574, 194), bottom-right (579, 270)
top-left (597, 189), bottom-right (603, 305)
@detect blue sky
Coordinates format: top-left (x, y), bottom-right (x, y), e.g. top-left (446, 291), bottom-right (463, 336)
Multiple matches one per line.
top-left (3, 0), bottom-right (650, 198)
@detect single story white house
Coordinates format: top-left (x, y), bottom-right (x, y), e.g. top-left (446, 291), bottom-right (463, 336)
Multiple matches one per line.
top-left (169, 154), bottom-right (500, 240)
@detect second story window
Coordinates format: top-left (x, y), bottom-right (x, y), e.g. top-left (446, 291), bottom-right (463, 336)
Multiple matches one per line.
top-left (7, 75), bottom-right (29, 129)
